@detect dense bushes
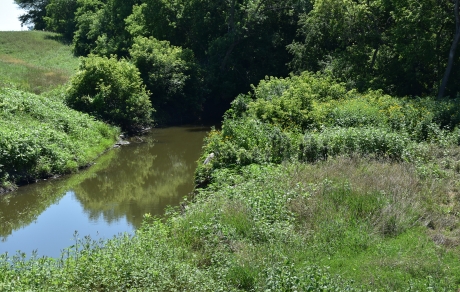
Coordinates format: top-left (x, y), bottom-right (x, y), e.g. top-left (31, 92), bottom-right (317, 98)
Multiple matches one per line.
top-left (196, 74), bottom-right (460, 185)
top-left (66, 55), bottom-right (153, 132)
top-left (129, 36), bottom-right (203, 124)
top-left (0, 87), bottom-right (118, 187)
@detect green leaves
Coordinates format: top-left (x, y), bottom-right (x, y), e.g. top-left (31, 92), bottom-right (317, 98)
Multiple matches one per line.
top-left (0, 87), bottom-right (118, 186)
top-left (290, 0), bottom-right (456, 97)
top-left (66, 55), bottom-right (153, 132)
top-left (129, 36), bottom-right (203, 123)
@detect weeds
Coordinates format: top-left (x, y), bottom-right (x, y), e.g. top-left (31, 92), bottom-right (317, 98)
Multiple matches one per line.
top-left (0, 87), bottom-right (118, 188)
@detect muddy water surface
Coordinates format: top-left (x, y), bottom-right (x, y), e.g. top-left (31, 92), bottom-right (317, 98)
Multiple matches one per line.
top-left (0, 126), bottom-right (208, 258)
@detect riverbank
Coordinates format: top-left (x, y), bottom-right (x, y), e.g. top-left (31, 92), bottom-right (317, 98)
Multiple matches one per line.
top-left (2, 74), bottom-right (460, 290)
top-left (0, 87), bottom-right (119, 193)
top-left (0, 31), bottom-right (120, 193)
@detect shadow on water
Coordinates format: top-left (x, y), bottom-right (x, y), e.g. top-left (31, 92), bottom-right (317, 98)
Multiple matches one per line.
top-left (0, 126), bottom-right (209, 256)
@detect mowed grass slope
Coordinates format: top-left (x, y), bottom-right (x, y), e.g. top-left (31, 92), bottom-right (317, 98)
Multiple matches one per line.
top-left (0, 32), bottom-right (119, 191)
top-left (0, 31), bottom-right (79, 94)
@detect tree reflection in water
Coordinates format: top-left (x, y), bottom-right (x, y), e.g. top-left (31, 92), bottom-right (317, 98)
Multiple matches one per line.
top-left (0, 126), bottom-right (208, 239)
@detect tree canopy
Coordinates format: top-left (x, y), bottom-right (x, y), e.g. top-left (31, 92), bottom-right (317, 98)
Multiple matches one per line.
top-left (17, 0), bottom-right (460, 124)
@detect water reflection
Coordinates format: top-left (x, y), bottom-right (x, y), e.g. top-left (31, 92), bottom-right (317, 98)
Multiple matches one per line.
top-left (0, 126), bottom-right (208, 257)
top-left (73, 126), bottom-right (208, 227)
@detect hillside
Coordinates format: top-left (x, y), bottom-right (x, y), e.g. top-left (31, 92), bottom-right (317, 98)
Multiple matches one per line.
top-left (0, 32), bottom-right (118, 191)
top-left (0, 31), bottom-right (79, 93)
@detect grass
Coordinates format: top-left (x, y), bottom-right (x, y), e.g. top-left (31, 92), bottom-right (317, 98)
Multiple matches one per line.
top-left (1, 158), bottom-right (459, 290)
top-left (0, 31), bottom-right (79, 93)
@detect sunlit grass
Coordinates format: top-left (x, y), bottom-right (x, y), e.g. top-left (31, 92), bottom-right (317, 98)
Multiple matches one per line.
top-left (0, 87), bottom-right (119, 189)
top-left (0, 31), bottom-right (78, 93)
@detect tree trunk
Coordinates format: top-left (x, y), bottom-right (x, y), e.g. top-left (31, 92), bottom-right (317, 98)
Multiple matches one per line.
top-left (438, 0), bottom-right (460, 99)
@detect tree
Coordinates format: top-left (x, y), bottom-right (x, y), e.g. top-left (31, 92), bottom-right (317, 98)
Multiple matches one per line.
top-left (126, 0), bottom-right (311, 120)
top-left (66, 55), bottom-right (153, 132)
top-left (439, 0), bottom-right (460, 99)
top-left (73, 0), bottom-right (139, 56)
top-left (44, 0), bottom-right (78, 41)
top-left (14, 0), bottom-right (49, 30)
top-left (129, 36), bottom-right (204, 123)
top-left (289, 0), bottom-right (454, 97)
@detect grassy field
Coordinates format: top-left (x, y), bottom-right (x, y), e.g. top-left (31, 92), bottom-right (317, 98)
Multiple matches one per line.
top-left (0, 31), bottom-right (79, 94)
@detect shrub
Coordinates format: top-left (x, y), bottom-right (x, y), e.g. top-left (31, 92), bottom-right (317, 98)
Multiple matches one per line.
top-left (66, 55), bottom-right (153, 132)
top-left (299, 127), bottom-right (411, 162)
top-left (324, 98), bottom-right (386, 127)
top-left (129, 37), bottom-right (203, 124)
top-left (230, 72), bottom-right (349, 131)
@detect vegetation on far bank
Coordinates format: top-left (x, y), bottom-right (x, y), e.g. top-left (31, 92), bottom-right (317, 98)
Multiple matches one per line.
top-left (14, 0), bottom-right (460, 122)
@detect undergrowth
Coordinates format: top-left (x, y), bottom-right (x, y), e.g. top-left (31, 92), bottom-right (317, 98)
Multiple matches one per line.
top-left (1, 73), bottom-right (460, 290)
top-left (0, 87), bottom-right (118, 189)
top-left (1, 159), bottom-right (459, 290)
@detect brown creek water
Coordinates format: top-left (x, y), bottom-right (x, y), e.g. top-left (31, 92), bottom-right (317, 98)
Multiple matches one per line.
top-left (0, 126), bottom-right (209, 258)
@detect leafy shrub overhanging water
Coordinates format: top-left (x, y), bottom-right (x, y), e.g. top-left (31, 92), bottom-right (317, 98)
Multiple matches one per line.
top-left (66, 55), bottom-right (154, 133)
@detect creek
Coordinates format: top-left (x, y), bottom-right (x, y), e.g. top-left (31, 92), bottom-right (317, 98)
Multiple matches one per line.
top-left (0, 126), bottom-right (209, 258)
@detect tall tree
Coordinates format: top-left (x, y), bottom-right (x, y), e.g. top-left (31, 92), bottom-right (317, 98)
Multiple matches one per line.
top-left (126, 0), bottom-right (311, 120)
top-left (289, 0), bottom-right (454, 97)
top-left (73, 0), bottom-right (139, 56)
top-left (44, 0), bottom-right (78, 40)
top-left (438, 0), bottom-right (460, 98)
top-left (14, 0), bottom-right (49, 30)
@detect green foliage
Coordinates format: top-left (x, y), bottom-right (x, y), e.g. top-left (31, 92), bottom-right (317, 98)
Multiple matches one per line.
top-left (14, 0), bottom-right (49, 30)
top-left (66, 55), bottom-right (153, 132)
top-left (129, 36), bottom-right (203, 123)
top-left (197, 74), bottom-right (460, 186)
top-left (0, 87), bottom-right (118, 187)
top-left (71, 0), bottom-right (104, 56)
top-left (289, 0), bottom-right (457, 97)
top-left (299, 127), bottom-right (411, 162)
top-left (44, 0), bottom-right (78, 41)
top-left (73, 0), bottom-right (136, 57)
top-left (124, 0), bottom-right (310, 121)
top-left (226, 72), bottom-right (348, 128)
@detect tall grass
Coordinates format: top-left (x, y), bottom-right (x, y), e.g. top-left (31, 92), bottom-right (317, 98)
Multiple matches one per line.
top-left (0, 31), bottom-right (79, 93)
top-left (1, 159), bottom-right (459, 290)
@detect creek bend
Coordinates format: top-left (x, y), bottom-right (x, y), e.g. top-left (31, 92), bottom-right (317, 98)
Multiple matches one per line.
top-left (0, 126), bottom-right (209, 258)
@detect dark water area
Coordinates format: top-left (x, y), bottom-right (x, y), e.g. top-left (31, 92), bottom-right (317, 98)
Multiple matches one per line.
top-left (0, 126), bottom-right (209, 258)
